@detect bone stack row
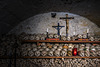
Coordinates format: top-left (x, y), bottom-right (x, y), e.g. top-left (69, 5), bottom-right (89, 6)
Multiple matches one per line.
top-left (18, 43), bottom-right (100, 57)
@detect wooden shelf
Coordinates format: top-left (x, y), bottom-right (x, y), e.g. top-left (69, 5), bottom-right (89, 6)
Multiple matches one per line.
top-left (22, 40), bottom-right (100, 44)
top-left (0, 56), bottom-right (100, 59)
top-left (20, 56), bottom-right (100, 59)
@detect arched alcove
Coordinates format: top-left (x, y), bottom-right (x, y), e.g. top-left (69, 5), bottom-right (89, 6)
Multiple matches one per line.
top-left (9, 12), bottom-right (100, 36)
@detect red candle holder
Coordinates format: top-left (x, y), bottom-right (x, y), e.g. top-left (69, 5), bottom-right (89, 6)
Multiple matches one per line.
top-left (73, 48), bottom-right (77, 56)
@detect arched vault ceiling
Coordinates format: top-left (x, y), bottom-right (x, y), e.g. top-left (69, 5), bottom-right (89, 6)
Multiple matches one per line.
top-left (0, 0), bottom-right (100, 34)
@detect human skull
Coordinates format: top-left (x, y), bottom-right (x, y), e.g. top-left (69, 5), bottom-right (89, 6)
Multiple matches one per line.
top-left (29, 35), bottom-right (35, 40)
top-left (53, 45), bottom-right (58, 49)
top-left (45, 48), bottom-right (50, 51)
top-left (28, 51), bottom-right (34, 56)
top-left (41, 51), bottom-right (47, 56)
top-left (48, 34), bottom-right (53, 38)
top-left (35, 51), bottom-right (40, 57)
top-left (48, 51), bottom-right (54, 56)
top-left (78, 34), bottom-right (83, 39)
top-left (61, 50), bottom-right (67, 56)
top-left (68, 44), bottom-right (74, 49)
top-left (61, 36), bottom-right (67, 41)
top-left (51, 48), bottom-right (56, 51)
top-left (32, 48), bottom-right (37, 51)
top-left (35, 36), bottom-right (40, 40)
top-left (89, 37), bottom-right (94, 41)
top-left (54, 50), bottom-right (60, 56)
top-left (67, 36), bottom-right (71, 41)
top-left (82, 34), bottom-right (87, 39)
top-left (54, 34), bottom-right (59, 38)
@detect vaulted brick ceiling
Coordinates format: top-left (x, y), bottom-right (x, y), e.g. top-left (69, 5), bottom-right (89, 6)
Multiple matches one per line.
top-left (0, 0), bottom-right (100, 35)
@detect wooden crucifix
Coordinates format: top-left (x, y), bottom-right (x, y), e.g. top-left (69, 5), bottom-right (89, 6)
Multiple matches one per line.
top-left (60, 14), bottom-right (74, 37)
top-left (52, 23), bottom-right (65, 35)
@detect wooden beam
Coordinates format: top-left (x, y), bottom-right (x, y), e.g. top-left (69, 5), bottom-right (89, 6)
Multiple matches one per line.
top-left (20, 56), bottom-right (100, 59)
top-left (22, 40), bottom-right (100, 44)
top-left (0, 56), bottom-right (100, 59)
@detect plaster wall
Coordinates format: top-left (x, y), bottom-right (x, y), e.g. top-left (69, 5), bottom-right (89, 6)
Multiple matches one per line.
top-left (9, 12), bottom-right (100, 36)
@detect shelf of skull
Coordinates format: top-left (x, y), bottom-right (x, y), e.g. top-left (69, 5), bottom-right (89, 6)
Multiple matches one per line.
top-left (0, 41), bottom-right (100, 59)
top-left (22, 40), bottom-right (100, 44)
top-left (19, 40), bottom-right (100, 59)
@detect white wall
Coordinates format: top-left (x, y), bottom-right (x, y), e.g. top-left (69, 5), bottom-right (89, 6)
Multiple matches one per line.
top-left (8, 12), bottom-right (100, 36)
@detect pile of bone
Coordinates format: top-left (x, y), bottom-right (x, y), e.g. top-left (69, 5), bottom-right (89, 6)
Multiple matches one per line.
top-left (0, 59), bottom-right (39, 67)
top-left (19, 33), bottom-right (47, 40)
top-left (16, 59), bottom-right (39, 67)
top-left (0, 58), bottom-right (100, 67)
top-left (0, 34), bottom-right (20, 56)
top-left (61, 34), bottom-right (100, 41)
top-left (28, 58), bottom-right (100, 67)
top-left (0, 59), bottom-right (10, 67)
top-left (21, 33), bottom-right (60, 40)
top-left (78, 44), bottom-right (100, 57)
top-left (19, 43), bottom-right (100, 57)
top-left (19, 33), bottom-right (100, 41)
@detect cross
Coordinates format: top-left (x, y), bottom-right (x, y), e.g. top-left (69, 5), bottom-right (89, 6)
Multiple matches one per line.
top-left (60, 14), bottom-right (74, 37)
top-left (52, 23), bottom-right (65, 35)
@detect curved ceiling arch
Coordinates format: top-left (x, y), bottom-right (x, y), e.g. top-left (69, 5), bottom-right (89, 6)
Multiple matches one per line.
top-left (0, 0), bottom-right (100, 35)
